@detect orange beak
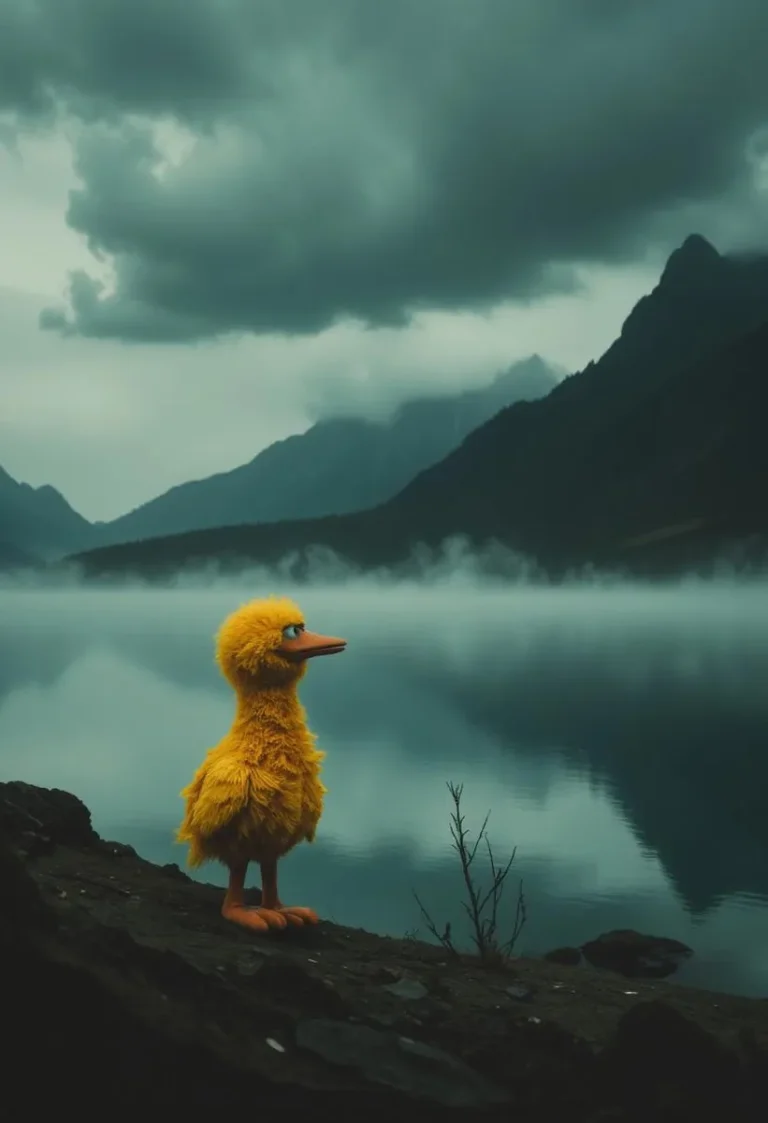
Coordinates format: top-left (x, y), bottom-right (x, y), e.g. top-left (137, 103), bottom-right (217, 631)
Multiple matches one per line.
top-left (280, 630), bottom-right (347, 662)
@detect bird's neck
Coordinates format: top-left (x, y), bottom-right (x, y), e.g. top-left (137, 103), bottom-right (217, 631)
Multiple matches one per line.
top-left (233, 682), bottom-right (303, 726)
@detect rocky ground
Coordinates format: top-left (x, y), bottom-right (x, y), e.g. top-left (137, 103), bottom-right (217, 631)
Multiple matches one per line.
top-left (2, 780), bottom-right (767, 1121)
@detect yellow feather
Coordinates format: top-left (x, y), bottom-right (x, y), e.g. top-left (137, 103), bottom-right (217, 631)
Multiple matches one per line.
top-left (176, 597), bottom-right (329, 869)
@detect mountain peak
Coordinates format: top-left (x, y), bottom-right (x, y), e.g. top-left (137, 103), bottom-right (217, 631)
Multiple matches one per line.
top-left (660, 234), bottom-right (721, 286)
top-left (491, 353), bottom-right (558, 389)
top-left (681, 233), bottom-right (719, 254)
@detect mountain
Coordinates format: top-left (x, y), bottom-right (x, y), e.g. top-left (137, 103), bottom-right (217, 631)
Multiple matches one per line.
top-left (92, 356), bottom-right (557, 547)
top-left (0, 540), bottom-right (41, 572)
top-left (370, 234), bottom-right (768, 571)
top-left (69, 235), bottom-right (768, 580)
top-left (0, 467), bottom-right (93, 560)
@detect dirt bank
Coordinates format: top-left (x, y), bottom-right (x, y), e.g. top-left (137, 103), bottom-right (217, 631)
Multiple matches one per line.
top-left (1, 780), bottom-right (766, 1121)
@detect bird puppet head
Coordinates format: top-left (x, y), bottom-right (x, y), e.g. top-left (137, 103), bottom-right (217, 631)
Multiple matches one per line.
top-left (215, 596), bottom-right (346, 688)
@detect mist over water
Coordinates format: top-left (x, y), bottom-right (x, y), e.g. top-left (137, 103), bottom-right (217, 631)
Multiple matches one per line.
top-left (2, 575), bottom-right (768, 995)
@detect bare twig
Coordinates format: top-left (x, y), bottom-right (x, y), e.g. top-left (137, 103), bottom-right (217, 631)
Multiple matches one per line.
top-left (412, 781), bottom-right (526, 965)
top-left (411, 890), bottom-right (460, 957)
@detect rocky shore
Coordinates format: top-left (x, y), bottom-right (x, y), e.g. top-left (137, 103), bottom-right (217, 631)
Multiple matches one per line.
top-left (2, 780), bottom-right (767, 1121)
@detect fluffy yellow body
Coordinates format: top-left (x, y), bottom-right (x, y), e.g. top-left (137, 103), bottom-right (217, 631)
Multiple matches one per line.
top-left (176, 597), bottom-right (328, 869)
top-left (177, 699), bottom-right (326, 867)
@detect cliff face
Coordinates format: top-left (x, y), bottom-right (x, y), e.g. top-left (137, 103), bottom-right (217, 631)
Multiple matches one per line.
top-left (2, 781), bottom-right (768, 1119)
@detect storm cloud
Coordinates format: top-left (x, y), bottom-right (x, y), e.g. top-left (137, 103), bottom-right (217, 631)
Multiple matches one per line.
top-left (3, 0), bottom-right (768, 341)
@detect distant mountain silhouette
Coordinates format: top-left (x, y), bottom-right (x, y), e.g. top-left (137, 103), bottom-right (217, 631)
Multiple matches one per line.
top-left (92, 355), bottom-right (557, 547)
top-left (0, 539), bottom-right (40, 571)
top-left (69, 234), bottom-right (768, 579)
top-left (0, 466), bottom-right (93, 559)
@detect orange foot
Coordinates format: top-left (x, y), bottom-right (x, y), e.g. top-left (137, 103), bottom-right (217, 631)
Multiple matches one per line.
top-left (222, 904), bottom-right (292, 931)
top-left (277, 905), bottom-right (319, 927)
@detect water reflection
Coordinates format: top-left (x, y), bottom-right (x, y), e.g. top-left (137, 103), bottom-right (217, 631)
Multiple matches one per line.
top-left (1, 584), bottom-right (767, 995)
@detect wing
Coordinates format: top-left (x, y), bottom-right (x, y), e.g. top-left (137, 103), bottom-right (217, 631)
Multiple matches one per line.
top-left (182, 758), bottom-right (253, 838)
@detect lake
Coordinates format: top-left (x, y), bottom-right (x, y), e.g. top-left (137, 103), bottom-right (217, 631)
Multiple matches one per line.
top-left (2, 580), bottom-right (768, 996)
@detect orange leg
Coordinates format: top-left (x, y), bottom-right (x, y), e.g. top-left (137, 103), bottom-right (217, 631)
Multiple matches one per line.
top-left (221, 862), bottom-right (289, 931)
top-left (260, 858), bottom-right (319, 927)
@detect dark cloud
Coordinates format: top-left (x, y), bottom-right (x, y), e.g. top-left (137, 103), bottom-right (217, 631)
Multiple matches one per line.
top-left (3, 0), bottom-right (768, 340)
top-left (0, 0), bottom-right (256, 123)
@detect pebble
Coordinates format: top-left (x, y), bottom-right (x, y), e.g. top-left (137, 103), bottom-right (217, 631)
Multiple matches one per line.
top-left (505, 983), bottom-right (535, 1002)
top-left (384, 978), bottom-right (429, 1001)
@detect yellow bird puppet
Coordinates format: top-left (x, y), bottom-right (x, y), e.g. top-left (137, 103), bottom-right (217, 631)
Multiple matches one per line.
top-left (176, 596), bottom-right (346, 932)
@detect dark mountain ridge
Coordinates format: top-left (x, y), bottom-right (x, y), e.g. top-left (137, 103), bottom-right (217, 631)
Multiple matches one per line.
top-left (91, 355), bottom-right (556, 547)
top-left (1, 356), bottom-right (556, 560)
top-left (68, 235), bottom-right (768, 579)
top-left (0, 466), bottom-right (93, 559)
top-left (379, 235), bottom-right (768, 566)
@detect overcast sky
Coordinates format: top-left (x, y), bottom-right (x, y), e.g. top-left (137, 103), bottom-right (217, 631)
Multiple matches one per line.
top-left (2, 0), bottom-right (767, 521)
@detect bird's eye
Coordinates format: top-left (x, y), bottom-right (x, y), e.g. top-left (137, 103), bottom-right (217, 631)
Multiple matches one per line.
top-left (282, 624), bottom-right (302, 640)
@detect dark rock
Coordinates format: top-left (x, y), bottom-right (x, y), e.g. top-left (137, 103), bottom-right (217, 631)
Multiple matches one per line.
top-left (421, 971), bottom-right (453, 1000)
top-left (0, 834), bottom-right (407, 1116)
top-left (374, 965), bottom-right (402, 983)
top-left (2, 781), bottom-right (768, 1121)
top-left (604, 1001), bottom-right (749, 1116)
top-left (611, 1001), bottom-right (739, 1083)
top-left (384, 977), bottom-right (429, 1001)
top-left (505, 983), bottom-right (535, 1002)
top-left (295, 1018), bottom-right (508, 1108)
top-left (543, 946), bottom-right (582, 966)
top-left (160, 862), bottom-right (189, 880)
top-left (100, 840), bottom-right (138, 858)
top-left (0, 781), bottom-right (98, 851)
top-left (253, 957), bottom-right (349, 1017)
top-left (368, 1011), bottom-right (399, 1028)
top-left (0, 840), bottom-right (56, 946)
top-left (466, 1015), bottom-right (602, 1113)
top-left (581, 929), bottom-right (693, 978)
top-left (512, 1015), bottom-right (596, 1059)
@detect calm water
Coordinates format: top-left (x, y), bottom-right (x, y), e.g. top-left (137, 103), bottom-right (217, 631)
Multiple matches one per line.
top-left (2, 582), bottom-right (768, 996)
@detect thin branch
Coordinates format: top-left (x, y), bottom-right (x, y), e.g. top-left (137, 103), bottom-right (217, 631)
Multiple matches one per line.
top-left (411, 889), bottom-right (460, 958)
top-left (410, 781), bottom-right (527, 965)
